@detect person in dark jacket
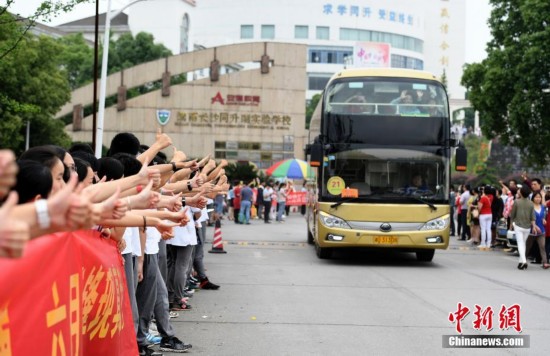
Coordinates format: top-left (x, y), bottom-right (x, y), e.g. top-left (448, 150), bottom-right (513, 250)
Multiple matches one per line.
top-left (491, 188), bottom-right (504, 247)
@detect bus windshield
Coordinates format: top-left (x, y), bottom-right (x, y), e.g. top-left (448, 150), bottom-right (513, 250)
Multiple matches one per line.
top-left (321, 146), bottom-right (449, 203)
top-left (324, 78), bottom-right (448, 117)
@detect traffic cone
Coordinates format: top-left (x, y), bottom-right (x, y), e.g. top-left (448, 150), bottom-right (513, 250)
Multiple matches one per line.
top-left (209, 219), bottom-right (227, 254)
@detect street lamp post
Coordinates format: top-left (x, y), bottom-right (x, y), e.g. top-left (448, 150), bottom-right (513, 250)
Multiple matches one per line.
top-left (95, 0), bottom-right (147, 158)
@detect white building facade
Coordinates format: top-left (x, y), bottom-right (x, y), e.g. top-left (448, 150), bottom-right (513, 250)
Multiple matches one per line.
top-left (128, 0), bottom-right (466, 100)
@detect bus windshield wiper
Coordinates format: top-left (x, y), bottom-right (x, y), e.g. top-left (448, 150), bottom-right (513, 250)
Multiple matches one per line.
top-left (401, 195), bottom-right (437, 211)
top-left (330, 196), bottom-right (370, 209)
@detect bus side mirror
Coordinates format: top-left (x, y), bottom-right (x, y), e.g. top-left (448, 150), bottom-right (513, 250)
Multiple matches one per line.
top-left (455, 146), bottom-right (467, 172)
top-left (309, 143), bottom-right (323, 167)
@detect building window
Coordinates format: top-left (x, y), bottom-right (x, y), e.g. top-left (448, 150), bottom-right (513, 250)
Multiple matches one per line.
top-left (308, 76), bottom-right (331, 90)
top-left (308, 47), bottom-right (353, 64)
top-left (339, 28), bottom-right (424, 54)
top-left (316, 26), bottom-right (329, 40)
top-left (241, 25), bottom-right (253, 39)
top-left (295, 25), bottom-right (309, 39)
top-left (391, 54), bottom-right (423, 70)
top-left (261, 25), bottom-right (275, 39)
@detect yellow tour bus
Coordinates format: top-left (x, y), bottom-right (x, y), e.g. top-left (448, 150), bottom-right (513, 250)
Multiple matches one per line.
top-left (305, 68), bottom-right (466, 261)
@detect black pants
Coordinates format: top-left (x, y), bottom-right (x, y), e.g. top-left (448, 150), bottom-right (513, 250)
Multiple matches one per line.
top-left (263, 201), bottom-right (272, 222)
top-left (461, 209), bottom-right (470, 239)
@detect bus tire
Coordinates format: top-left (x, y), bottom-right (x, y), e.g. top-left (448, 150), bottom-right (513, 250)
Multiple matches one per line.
top-left (416, 249), bottom-right (435, 262)
top-left (315, 244), bottom-right (332, 259)
top-left (307, 227), bottom-right (314, 245)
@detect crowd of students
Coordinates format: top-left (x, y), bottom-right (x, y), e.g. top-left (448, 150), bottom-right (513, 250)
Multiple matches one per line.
top-left (452, 174), bottom-right (550, 270)
top-left (0, 130), bottom-right (229, 355)
top-left (220, 180), bottom-right (306, 225)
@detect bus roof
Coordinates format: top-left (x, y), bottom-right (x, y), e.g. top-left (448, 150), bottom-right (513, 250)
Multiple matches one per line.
top-left (328, 68), bottom-right (439, 84)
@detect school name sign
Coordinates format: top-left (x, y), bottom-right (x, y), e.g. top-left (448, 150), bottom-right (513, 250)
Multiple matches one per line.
top-left (174, 111), bottom-right (292, 130)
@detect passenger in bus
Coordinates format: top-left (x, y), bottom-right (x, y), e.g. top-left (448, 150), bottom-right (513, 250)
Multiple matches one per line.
top-left (413, 89), bottom-right (429, 105)
top-left (413, 89), bottom-right (431, 113)
top-left (345, 92), bottom-right (373, 114)
top-left (391, 90), bottom-right (421, 115)
top-left (428, 99), bottom-right (444, 116)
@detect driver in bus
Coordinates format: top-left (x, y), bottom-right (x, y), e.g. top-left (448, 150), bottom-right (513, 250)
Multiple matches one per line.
top-left (404, 174), bottom-right (429, 195)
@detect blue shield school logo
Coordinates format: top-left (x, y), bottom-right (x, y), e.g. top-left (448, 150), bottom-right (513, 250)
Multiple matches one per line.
top-left (156, 110), bottom-right (171, 126)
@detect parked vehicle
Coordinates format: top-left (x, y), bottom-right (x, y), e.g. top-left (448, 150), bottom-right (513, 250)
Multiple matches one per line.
top-left (506, 230), bottom-right (517, 250)
top-left (496, 219), bottom-right (508, 244)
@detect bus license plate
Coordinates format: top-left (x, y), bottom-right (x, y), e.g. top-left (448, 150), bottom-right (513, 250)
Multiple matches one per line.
top-left (374, 236), bottom-right (398, 244)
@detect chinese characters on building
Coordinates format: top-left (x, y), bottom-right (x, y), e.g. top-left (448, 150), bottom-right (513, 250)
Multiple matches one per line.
top-left (440, 0), bottom-right (450, 67)
top-left (448, 303), bottom-right (522, 334)
top-left (322, 3), bottom-right (414, 26)
top-left (211, 92), bottom-right (260, 106)
top-left (175, 111), bottom-right (292, 130)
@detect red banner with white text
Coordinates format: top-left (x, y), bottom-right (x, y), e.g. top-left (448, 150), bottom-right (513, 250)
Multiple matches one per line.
top-left (286, 192), bottom-right (307, 206)
top-left (0, 230), bottom-right (137, 355)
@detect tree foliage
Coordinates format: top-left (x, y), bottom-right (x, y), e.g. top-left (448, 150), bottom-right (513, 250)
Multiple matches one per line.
top-left (58, 31), bottom-right (174, 90)
top-left (109, 32), bottom-right (172, 73)
top-left (57, 33), bottom-right (94, 90)
top-left (0, 0), bottom-right (92, 59)
top-left (224, 162), bottom-right (258, 184)
top-left (0, 12), bottom-right (71, 154)
top-left (461, 0), bottom-right (550, 167)
top-left (305, 93), bottom-right (321, 129)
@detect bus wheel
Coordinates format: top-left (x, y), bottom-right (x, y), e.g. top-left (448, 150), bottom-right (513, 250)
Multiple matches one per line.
top-left (416, 249), bottom-right (435, 262)
top-left (307, 228), bottom-right (314, 245)
top-left (315, 244), bottom-right (332, 259)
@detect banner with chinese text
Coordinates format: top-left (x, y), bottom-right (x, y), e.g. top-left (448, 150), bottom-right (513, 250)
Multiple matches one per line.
top-left (286, 192), bottom-right (307, 206)
top-left (0, 231), bottom-right (137, 355)
top-left (353, 42), bottom-right (391, 68)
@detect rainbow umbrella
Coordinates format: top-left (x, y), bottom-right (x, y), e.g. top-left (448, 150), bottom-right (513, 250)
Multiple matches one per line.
top-left (265, 158), bottom-right (313, 179)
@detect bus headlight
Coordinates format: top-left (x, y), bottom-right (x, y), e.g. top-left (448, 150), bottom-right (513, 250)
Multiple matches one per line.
top-left (319, 212), bottom-right (351, 229)
top-left (420, 216), bottom-right (449, 231)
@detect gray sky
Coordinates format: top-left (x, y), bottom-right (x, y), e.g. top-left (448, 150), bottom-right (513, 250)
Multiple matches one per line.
top-left (4, 0), bottom-right (493, 63)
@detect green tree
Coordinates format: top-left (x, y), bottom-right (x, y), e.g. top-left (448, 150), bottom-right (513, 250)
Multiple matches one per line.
top-left (461, 0), bottom-right (550, 167)
top-left (109, 32), bottom-right (172, 73)
top-left (224, 162), bottom-right (258, 184)
top-left (0, 12), bottom-right (72, 153)
top-left (305, 93), bottom-right (321, 129)
top-left (57, 33), bottom-right (94, 90)
top-left (0, 0), bottom-right (92, 59)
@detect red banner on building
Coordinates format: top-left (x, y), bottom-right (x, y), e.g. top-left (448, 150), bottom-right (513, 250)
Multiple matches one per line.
top-left (286, 191), bottom-right (307, 206)
top-left (0, 231), bottom-right (137, 355)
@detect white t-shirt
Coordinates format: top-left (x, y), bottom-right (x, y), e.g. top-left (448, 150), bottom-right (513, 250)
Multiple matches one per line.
top-left (198, 206), bottom-right (209, 222)
top-left (122, 226), bottom-right (141, 256)
top-left (263, 187), bottom-right (274, 201)
top-left (144, 225), bottom-right (161, 255)
top-left (167, 207), bottom-right (197, 247)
